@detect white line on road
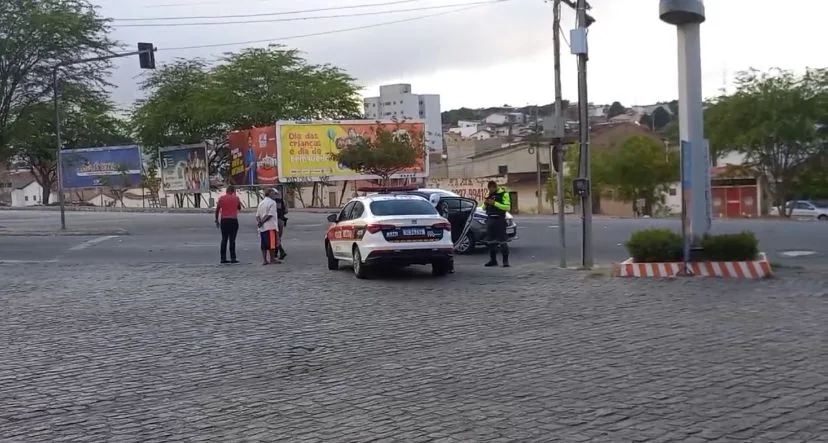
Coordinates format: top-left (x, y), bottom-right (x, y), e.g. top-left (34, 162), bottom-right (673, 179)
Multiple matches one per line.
top-left (0, 259), bottom-right (58, 264)
top-left (69, 235), bottom-right (119, 251)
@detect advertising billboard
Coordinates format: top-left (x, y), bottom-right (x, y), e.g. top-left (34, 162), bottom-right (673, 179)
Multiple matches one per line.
top-left (159, 143), bottom-right (210, 193)
top-left (60, 145), bottom-right (143, 188)
top-left (226, 126), bottom-right (278, 186)
top-left (276, 120), bottom-right (428, 181)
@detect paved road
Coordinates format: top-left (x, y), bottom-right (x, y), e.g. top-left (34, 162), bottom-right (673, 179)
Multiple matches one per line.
top-left (1, 210), bottom-right (826, 268)
top-left (0, 210), bottom-right (827, 441)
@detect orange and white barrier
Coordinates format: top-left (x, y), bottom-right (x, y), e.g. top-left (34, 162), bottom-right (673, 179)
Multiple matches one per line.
top-left (613, 253), bottom-right (772, 279)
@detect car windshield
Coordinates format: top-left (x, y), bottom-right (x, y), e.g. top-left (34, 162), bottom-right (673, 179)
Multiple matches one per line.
top-left (370, 199), bottom-right (438, 216)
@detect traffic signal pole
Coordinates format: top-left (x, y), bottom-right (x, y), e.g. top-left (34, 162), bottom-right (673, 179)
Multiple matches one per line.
top-left (573, 0), bottom-right (593, 269)
top-left (53, 44), bottom-right (156, 230)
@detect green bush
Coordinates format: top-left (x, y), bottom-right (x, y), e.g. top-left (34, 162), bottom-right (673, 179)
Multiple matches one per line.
top-left (625, 228), bottom-right (683, 262)
top-left (701, 231), bottom-right (759, 262)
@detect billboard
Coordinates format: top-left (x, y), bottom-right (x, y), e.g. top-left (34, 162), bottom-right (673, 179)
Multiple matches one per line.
top-left (276, 120), bottom-right (428, 181)
top-left (227, 126), bottom-right (278, 186)
top-left (159, 143), bottom-right (210, 193)
top-left (60, 145), bottom-right (142, 188)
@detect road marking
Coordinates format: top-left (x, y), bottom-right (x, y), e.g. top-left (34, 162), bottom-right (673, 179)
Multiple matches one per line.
top-left (69, 235), bottom-right (118, 251)
top-left (0, 259), bottom-right (58, 264)
top-left (781, 250), bottom-right (817, 257)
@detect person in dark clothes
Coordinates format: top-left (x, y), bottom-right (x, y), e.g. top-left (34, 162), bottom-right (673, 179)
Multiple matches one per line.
top-left (270, 189), bottom-right (288, 260)
top-left (482, 180), bottom-right (511, 267)
top-left (215, 185), bottom-right (242, 264)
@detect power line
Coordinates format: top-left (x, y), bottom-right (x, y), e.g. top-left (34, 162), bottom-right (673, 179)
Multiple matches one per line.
top-left (158, 1), bottom-right (511, 52)
top-left (112, 0), bottom-right (427, 21)
top-left (114, 2), bottom-right (501, 28)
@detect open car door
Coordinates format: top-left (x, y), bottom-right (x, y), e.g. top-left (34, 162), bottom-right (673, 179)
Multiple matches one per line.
top-left (436, 196), bottom-right (478, 250)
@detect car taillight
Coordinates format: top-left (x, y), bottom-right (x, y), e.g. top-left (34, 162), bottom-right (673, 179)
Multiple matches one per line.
top-left (366, 224), bottom-right (395, 234)
top-left (432, 222), bottom-right (451, 230)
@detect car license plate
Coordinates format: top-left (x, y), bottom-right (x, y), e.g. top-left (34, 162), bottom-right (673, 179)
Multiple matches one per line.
top-left (507, 227), bottom-right (516, 234)
top-left (402, 227), bottom-right (426, 236)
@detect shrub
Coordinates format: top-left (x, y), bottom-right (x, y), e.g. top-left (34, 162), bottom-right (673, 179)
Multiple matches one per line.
top-left (625, 228), bottom-right (683, 262)
top-left (701, 231), bottom-right (759, 262)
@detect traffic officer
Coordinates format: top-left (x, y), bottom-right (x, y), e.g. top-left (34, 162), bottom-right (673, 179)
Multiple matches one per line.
top-left (482, 180), bottom-right (511, 267)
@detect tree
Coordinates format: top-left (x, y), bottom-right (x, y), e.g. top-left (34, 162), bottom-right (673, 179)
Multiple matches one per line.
top-left (652, 106), bottom-right (671, 130)
top-left (600, 135), bottom-right (681, 216)
top-left (705, 68), bottom-right (828, 215)
top-left (0, 0), bottom-right (116, 159)
top-left (132, 45), bottom-right (363, 181)
top-left (9, 84), bottom-right (129, 204)
top-left (329, 121), bottom-right (425, 185)
top-left (607, 101), bottom-right (626, 118)
top-left (140, 163), bottom-right (162, 207)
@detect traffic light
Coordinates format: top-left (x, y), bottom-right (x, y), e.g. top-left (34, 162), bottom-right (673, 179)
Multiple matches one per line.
top-left (138, 42), bottom-right (155, 69)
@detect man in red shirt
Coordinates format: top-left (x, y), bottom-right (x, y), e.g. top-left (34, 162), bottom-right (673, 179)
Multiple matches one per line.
top-left (215, 185), bottom-right (242, 263)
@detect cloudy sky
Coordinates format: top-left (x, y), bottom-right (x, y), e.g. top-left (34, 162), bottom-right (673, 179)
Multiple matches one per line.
top-left (98, 0), bottom-right (828, 112)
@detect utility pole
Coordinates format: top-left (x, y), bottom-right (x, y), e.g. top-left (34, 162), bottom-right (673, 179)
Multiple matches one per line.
top-left (572, 0), bottom-right (593, 268)
top-left (53, 43), bottom-right (156, 230)
top-left (534, 106), bottom-right (542, 214)
top-left (552, 0), bottom-right (566, 268)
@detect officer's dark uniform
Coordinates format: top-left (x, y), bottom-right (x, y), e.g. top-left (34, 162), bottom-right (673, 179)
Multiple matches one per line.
top-left (482, 184), bottom-right (511, 267)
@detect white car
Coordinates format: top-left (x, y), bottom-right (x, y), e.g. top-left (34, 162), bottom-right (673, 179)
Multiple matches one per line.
top-left (324, 194), bottom-right (455, 279)
top-left (770, 200), bottom-right (828, 220)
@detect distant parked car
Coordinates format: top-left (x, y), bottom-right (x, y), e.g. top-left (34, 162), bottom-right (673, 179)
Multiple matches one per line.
top-left (770, 200), bottom-right (828, 220)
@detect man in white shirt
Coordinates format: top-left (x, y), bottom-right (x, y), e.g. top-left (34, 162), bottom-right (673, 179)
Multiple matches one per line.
top-left (256, 189), bottom-right (281, 265)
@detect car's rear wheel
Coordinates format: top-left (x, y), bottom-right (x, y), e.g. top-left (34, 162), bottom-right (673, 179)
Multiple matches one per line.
top-left (432, 259), bottom-right (452, 276)
top-left (325, 241), bottom-right (338, 270)
top-left (455, 232), bottom-right (476, 255)
top-left (352, 245), bottom-right (369, 279)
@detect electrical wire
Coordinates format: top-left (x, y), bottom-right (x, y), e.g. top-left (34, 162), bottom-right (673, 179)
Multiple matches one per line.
top-left (113, 0), bottom-right (428, 20)
top-left (114, 1), bottom-right (503, 28)
top-left (157, 0), bottom-right (511, 52)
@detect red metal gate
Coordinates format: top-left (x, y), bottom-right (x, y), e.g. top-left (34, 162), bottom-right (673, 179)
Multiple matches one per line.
top-left (711, 185), bottom-right (758, 218)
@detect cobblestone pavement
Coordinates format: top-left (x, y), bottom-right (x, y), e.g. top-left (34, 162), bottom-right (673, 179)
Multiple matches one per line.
top-left (1, 258), bottom-right (826, 442)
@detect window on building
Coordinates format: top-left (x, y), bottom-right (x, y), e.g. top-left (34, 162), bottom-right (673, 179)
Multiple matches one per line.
top-left (25, 196), bottom-right (29, 201)
top-left (498, 165), bottom-right (508, 175)
top-left (669, 188), bottom-right (677, 196)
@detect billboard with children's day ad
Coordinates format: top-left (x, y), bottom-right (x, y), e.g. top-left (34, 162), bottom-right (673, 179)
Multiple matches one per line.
top-left (59, 145), bottom-right (143, 188)
top-left (158, 143), bottom-right (210, 193)
top-left (275, 120), bottom-right (428, 181)
top-left (227, 126), bottom-right (279, 186)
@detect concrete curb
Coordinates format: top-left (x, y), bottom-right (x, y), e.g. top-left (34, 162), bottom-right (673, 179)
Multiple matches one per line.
top-left (0, 228), bottom-right (130, 237)
top-left (612, 252), bottom-right (773, 279)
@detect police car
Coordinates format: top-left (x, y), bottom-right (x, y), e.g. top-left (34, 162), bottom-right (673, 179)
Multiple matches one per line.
top-left (324, 194), bottom-right (455, 279)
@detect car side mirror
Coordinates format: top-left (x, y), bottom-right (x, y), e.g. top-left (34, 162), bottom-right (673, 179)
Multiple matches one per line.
top-left (327, 213), bottom-right (338, 223)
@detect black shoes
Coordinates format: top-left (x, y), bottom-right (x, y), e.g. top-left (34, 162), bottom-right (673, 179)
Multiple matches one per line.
top-left (484, 261), bottom-right (498, 267)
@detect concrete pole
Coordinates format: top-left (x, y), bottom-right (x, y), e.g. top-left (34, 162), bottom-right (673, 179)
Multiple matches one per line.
top-left (660, 0), bottom-right (710, 254)
top-left (575, 0), bottom-right (593, 268)
top-left (553, 0), bottom-right (566, 268)
top-left (53, 68), bottom-right (66, 230)
top-left (534, 106), bottom-right (542, 214)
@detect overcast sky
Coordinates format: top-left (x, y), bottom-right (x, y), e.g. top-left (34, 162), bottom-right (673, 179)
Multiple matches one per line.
top-left (98, 0), bottom-right (828, 112)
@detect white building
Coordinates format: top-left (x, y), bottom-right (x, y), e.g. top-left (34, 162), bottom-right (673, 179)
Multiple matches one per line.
top-left (447, 120), bottom-right (482, 138)
top-left (363, 83), bottom-right (443, 153)
top-left (0, 171), bottom-right (55, 207)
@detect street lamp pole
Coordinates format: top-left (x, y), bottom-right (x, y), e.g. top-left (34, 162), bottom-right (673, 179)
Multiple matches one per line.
top-left (53, 68), bottom-right (66, 230)
top-left (574, 0), bottom-right (593, 268)
top-left (660, 0), bottom-right (710, 264)
top-left (552, 0), bottom-right (566, 268)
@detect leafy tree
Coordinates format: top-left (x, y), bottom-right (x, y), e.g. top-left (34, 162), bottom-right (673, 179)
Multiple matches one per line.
top-left (140, 162), bottom-right (162, 207)
top-left (705, 68), bottom-right (828, 215)
top-left (639, 113), bottom-right (654, 129)
top-left (600, 135), bottom-right (681, 215)
top-left (329, 121), bottom-right (425, 185)
top-left (0, 0), bottom-right (116, 159)
top-left (652, 106), bottom-right (671, 130)
top-left (132, 45), bottom-right (362, 180)
top-left (9, 84), bottom-right (129, 204)
top-left (607, 101), bottom-right (626, 118)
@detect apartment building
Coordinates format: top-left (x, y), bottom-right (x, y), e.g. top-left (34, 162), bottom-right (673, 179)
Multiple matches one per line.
top-left (362, 83), bottom-right (443, 153)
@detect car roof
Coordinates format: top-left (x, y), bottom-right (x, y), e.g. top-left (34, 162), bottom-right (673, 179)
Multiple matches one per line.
top-left (415, 188), bottom-right (459, 196)
top-left (350, 194), bottom-right (429, 203)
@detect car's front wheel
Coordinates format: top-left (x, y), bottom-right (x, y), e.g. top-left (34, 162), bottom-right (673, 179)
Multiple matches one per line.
top-left (352, 245), bottom-right (369, 279)
top-left (455, 232), bottom-right (476, 255)
top-left (818, 214), bottom-right (827, 221)
top-left (325, 241), bottom-right (338, 270)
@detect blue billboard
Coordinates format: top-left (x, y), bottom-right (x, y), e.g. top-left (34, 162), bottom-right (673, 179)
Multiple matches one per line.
top-left (60, 145), bottom-right (143, 188)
